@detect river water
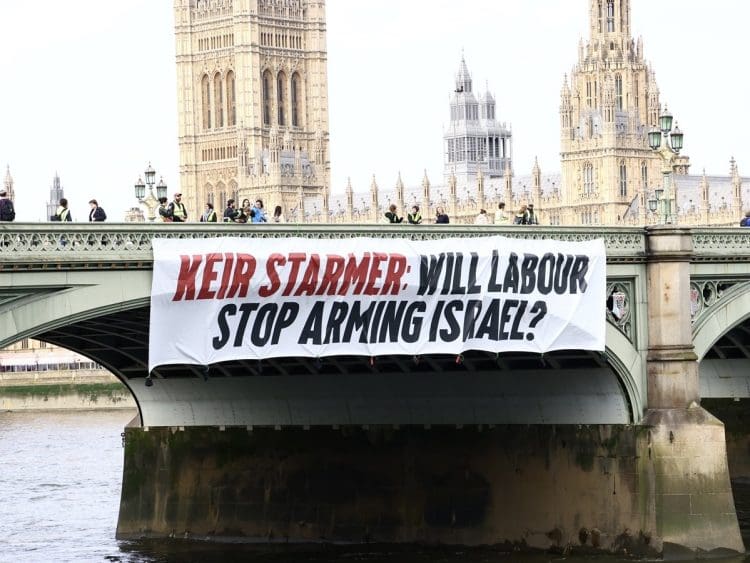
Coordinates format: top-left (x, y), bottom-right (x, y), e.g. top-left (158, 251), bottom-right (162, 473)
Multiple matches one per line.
top-left (2, 410), bottom-right (750, 563)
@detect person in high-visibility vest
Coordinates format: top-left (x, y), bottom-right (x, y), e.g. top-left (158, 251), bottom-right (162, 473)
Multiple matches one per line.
top-left (200, 202), bottom-right (217, 223)
top-left (168, 193), bottom-right (188, 222)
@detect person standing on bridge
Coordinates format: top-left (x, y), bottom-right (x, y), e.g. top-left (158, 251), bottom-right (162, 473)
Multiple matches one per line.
top-left (168, 193), bottom-right (188, 222)
top-left (200, 202), bottom-right (217, 223)
top-left (407, 205), bottom-right (422, 224)
top-left (250, 199), bottom-right (267, 223)
top-left (54, 198), bottom-right (72, 221)
top-left (88, 199), bottom-right (106, 222)
top-left (740, 210), bottom-right (750, 227)
top-left (384, 204), bottom-right (403, 223)
top-left (0, 189), bottom-right (15, 222)
top-left (223, 199), bottom-right (239, 222)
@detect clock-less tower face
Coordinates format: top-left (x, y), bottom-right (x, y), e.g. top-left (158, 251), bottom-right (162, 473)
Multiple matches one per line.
top-left (559, 0), bottom-right (670, 226)
top-left (173, 0), bottom-right (330, 221)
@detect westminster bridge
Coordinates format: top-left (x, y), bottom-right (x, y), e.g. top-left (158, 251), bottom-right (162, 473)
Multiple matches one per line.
top-left (2, 222), bottom-right (750, 556)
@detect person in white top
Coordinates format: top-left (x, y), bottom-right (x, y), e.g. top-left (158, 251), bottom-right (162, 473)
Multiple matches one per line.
top-left (474, 209), bottom-right (489, 224)
top-left (272, 205), bottom-right (285, 223)
top-left (494, 202), bottom-right (510, 225)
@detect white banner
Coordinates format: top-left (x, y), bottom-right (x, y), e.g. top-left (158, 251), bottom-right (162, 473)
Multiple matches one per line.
top-left (148, 237), bottom-right (606, 372)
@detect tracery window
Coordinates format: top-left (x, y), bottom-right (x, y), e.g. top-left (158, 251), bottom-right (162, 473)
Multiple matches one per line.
top-left (607, 0), bottom-right (615, 32)
top-left (262, 70), bottom-right (273, 126)
top-left (619, 162), bottom-right (627, 197)
top-left (641, 161), bottom-right (648, 190)
top-left (201, 74), bottom-right (212, 129)
top-left (277, 72), bottom-right (287, 126)
top-left (615, 74), bottom-right (623, 111)
top-left (291, 73), bottom-right (301, 127)
top-left (226, 71), bottom-right (236, 126)
top-left (214, 73), bottom-right (224, 128)
top-left (583, 163), bottom-right (595, 195)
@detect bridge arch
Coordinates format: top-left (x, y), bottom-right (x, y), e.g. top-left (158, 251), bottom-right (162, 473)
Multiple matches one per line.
top-left (0, 269), bottom-right (640, 427)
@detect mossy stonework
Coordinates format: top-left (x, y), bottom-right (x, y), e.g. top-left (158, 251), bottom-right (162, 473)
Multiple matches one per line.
top-left (117, 424), bottom-right (655, 554)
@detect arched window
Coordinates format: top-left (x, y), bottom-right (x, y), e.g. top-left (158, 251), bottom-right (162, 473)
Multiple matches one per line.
top-left (291, 73), bottom-right (300, 127)
top-left (262, 70), bottom-right (273, 126)
top-left (214, 74), bottom-right (224, 128)
top-left (277, 71), bottom-right (287, 126)
top-left (634, 76), bottom-right (639, 108)
top-left (619, 162), bottom-right (627, 197)
top-left (641, 161), bottom-right (648, 190)
top-left (226, 71), bottom-right (236, 126)
top-left (607, 0), bottom-right (615, 32)
top-left (586, 80), bottom-right (592, 108)
top-left (583, 163), bottom-right (595, 195)
top-left (597, 1), bottom-right (603, 33)
top-left (201, 74), bottom-right (212, 129)
top-left (615, 74), bottom-right (623, 111)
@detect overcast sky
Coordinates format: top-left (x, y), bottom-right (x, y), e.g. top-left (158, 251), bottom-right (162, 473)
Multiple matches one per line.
top-left (0, 1), bottom-right (748, 221)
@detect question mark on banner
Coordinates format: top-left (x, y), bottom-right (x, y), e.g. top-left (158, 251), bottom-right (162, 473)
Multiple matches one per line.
top-left (526, 301), bottom-right (548, 341)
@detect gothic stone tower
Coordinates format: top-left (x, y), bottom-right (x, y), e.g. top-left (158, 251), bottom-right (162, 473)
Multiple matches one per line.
top-left (560, 0), bottom-right (671, 225)
top-left (174, 0), bottom-right (330, 219)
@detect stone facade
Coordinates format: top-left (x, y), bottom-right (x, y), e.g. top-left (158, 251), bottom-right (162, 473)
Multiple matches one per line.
top-left (173, 0), bottom-right (330, 221)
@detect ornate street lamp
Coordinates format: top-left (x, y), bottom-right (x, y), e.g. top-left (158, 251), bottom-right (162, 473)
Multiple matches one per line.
top-left (647, 105), bottom-right (685, 225)
top-left (134, 162), bottom-right (167, 222)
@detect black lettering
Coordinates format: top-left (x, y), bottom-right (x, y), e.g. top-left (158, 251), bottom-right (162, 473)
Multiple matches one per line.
top-left (298, 302), bottom-right (324, 345)
top-left (553, 253), bottom-right (574, 294)
top-left (378, 301), bottom-right (407, 343)
top-left (570, 255), bottom-right (590, 294)
top-left (475, 299), bottom-right (500, 340)
top-left (271, 303), bottom-right (299, 344)
top-left (343, 301), bottom-right (375, 344)
top-left (462, 299), bottom-right (483, 341)
top-left (251, 303), bottom-right (277, 347)
top-left (369, 301), bottom-right (387, 343)
top-left (510, 300), bottom-right (527, 340)
top-left (324, 301), bottom-right (348, 344)
top-left (234, 303), bottom-right (258, 347)
top-left (520, 254), bottom-right (538, 295)
top-left (488, 250), bottom-right (502, 292)
top-left (503, 253), bottom-right (519, 293)
top-left (212, 304), bottom-right (236, 349)
top-left (429, 300), bottom-right (445, 342)
top-left (499, 299), bottom-right (516, 340)
top-left (402, 302), bottom-right (426, 344)
top-left (418, 254), bottom-right (445, 296)
top-left (441, 253), bottom-right (455, 295)
top-left (467, 253), bottom-right (481, 294)
top-left (451, 253), bottom-right (466, 295)
top-left (537, 253), bottom-right (555, 295)
top-left (439, 300), bottom-right (463, 342)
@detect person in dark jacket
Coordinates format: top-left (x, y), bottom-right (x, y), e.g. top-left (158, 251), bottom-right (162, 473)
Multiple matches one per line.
top-left (435, 206), bottom-right (450, 224)
top-left (168, 193), bottom-right (187, 222)
top-left (0, 190), bottom-right (15, 222)
top-left (88, 199), bottom-right (106, 222)
top-left (223, 199), bottom-right (239, 222)
top-left (384, 204), bottom-right (403, 223)
top-left (741, 210), bottom-right (750, 227)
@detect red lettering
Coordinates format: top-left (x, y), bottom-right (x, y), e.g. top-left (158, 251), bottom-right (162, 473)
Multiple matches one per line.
top-left (381, 254), bottom-right (407, 295)
top-left (316, 254), bottom-right (345, 295)
top-left (338, 253), bottom-right (371, 295)
top-left (259, 254), bottom-right (285, 297)
top-left (225, 253), bottom-right (257, 298)
top-left (282, 253), bottom-right (307, 296)
top-left (172, 254), bottom-right (203, 301)
top-left (216, 253), bottom-right (235, 300)
top-left (294, 254), bottom-right (321, 296)
top-left (197, 253), bottom-right (222, 299)
top-left (364, 252), bottom-right (387, 295)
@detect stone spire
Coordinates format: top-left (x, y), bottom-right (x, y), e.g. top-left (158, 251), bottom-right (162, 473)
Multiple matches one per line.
top-left (370, 175), bottom-right (379, 223)
top-left (455, 55), bottom-right (472, 94)
top-left (395, 172), bottom-right (405, 215)
top-left (503, 159), bottom-right (513, 207)
top-left (46, 173), bottom-right (64, 221)
top-left (731, 157), bottom-right (742, 216)
top-left (421, 170), bottom-right (431, 216)
top-left (532, 157), bottom-right (542, 205)
top-left (476, 168), bottom-right (485, 211)
top-left (4, 165), bottom-right (14, 200)
top-left (345, 177), bottom-right (354, 223)
top-left (590, 0), bottom-right (631, 40)
top-left (699, 169), bottom-right (710, 225)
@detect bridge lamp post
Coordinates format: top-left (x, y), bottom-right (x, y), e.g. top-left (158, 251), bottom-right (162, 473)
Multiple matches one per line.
top-left (134, 163), bottom-right (168, 222)
top-left (647, 106), bottom-right (684, 225)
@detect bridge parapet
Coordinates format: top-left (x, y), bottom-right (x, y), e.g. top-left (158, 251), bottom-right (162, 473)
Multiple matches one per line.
top-left (0, 223), bottom-right (649, 268)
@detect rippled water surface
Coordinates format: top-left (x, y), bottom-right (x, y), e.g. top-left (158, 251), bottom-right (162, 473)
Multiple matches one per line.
top-left (2, 410), bottom-right (750, 562)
